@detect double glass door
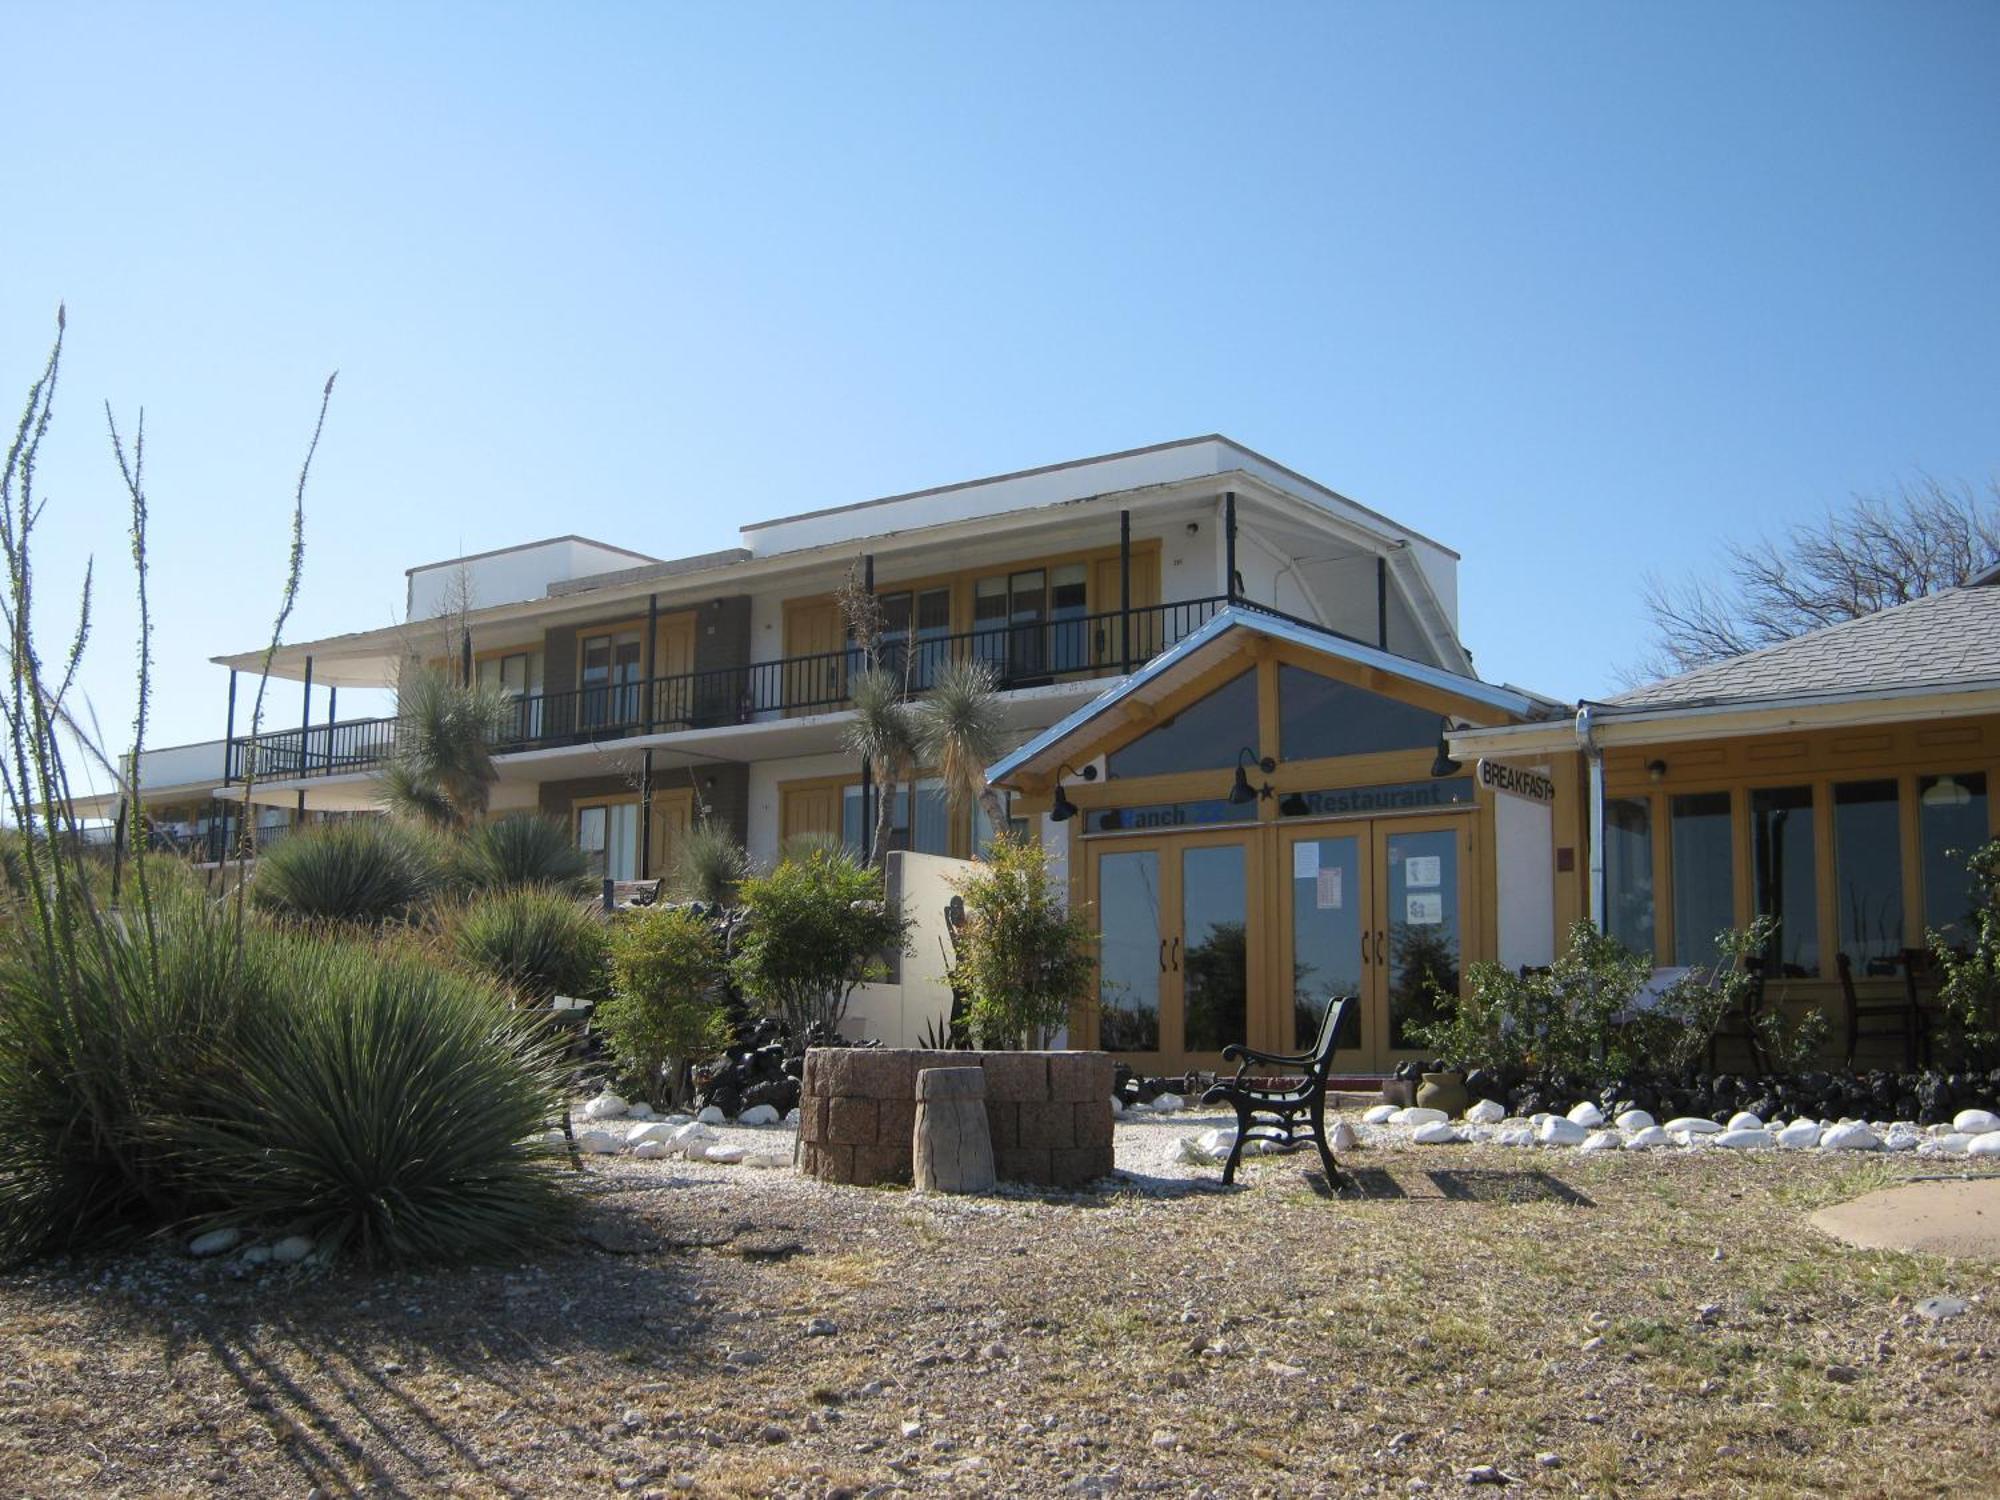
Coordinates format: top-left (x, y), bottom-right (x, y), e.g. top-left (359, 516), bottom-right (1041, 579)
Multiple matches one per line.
top-left (1089, 815), bottom-right (1468, 1073)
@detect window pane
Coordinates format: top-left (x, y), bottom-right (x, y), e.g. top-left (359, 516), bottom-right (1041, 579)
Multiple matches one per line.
top-left (1751, 785), bottom-right (1817, 977)
top-left (1671, 792), bottom-right (1734, 967)
top-left (843, 783), bottom-right (912, 857)
top-left (577, 806), bottom-right (607, 876)
top-left (607, 804), bottom-right (639, 882)
top-left (1921, 772), bottom-right (1989, 944)
top-left (1291, 835), bottom-right (1364, 1051)
top-left (1050, 564), bottom-right (1088, 672)
top-left (1098, 850), bottom-right (1161, 1052)
top-left (1181, 844), bottom-right (1247, 1053)
top-left (911, 780), bottom-right (951, 856)
top-left (1106, 670), bottom-right (1259, 779)
top-left (1277, 665), bottom-right (1443, 761)
top-left (1604, 797), bottom-right (1654, 959)
top-left (1834, 780), bottom-right (1903, 973)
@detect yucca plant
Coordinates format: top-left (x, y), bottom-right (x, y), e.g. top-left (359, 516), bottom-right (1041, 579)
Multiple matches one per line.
top-left (378, 667), bottom-right (510, 830)
top-left (843, 667), bottom-right (919, 866)
top-left (672, 818), bottom-right (750, 905)
top-left (166, 941), bottom-right (571, 1265)
top-left (251, 818), bottom-right (447, 925)
top-left (453, 813), bottom-right (592, 893)
top-left (452, 886), bottom-right (609, 1001)
top-left (910, 657), bottom-right (1007, 832)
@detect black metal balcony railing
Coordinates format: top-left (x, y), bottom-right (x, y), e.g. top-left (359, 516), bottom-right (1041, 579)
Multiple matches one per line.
top-left (227, 595), bottom-right (1232, 782)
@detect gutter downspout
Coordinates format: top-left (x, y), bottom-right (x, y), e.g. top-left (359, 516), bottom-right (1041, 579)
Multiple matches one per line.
top-left (1575, 703), bottom-right (1605, 929)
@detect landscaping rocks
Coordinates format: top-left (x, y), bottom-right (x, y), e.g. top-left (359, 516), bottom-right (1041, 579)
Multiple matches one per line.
top-left (1953, 1109), bottom-right (2000, 1135)
top-left (1538, 1117), bottom-right (1588, 1146)
top-left (737, 1104), bottom-right (782, 1127)
top-left (1465, 1099), bottom-right (1506, 1124)
top-left (1821, 1123), bottom-right (1881, 1152)
top-left (271, 1235), bottom-right (315, 1265)
top-left (584, 1091), bottom-right (628, 1121)
top-left (1411, 1120), bottom-right (1461, 1145)
top-left (188, 1229), bottom-right (241, 1259)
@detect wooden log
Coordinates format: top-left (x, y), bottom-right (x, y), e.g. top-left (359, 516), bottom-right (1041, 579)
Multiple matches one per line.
top-left (913, 1067), bottom-right (996, 1194)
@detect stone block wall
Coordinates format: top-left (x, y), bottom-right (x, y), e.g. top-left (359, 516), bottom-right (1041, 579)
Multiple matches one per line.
top-left (800, 1049), bottom-right (1116, 1188)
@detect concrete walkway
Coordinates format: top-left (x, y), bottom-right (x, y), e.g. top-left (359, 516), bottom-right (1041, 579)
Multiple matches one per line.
top-left (1810, 1176), bottom-right (2000, 1259)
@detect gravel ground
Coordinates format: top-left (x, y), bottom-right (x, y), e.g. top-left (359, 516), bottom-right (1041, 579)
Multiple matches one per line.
top-left (2, 1110), bottom-right (1997, 1498)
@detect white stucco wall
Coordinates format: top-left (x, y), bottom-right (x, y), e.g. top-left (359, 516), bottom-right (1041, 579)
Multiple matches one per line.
top-left (1494, 782), bottom-right (1557, 971)
top-left (406, 539), bottom-right (652, 620)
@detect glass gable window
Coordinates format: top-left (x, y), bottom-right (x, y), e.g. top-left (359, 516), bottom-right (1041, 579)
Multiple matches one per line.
top-left (1834, 781), bottom-right (1903, 973)
top-left (1604, 797), bottom-right (1655, 959)
top-left (1920, 772), bottom-right (1989, 944)
top-left (1671, 791), bottom-right (1734, 967)
top-left (1105, 670), bottom-right (1259, 779)
top-left (1277, 665), bottom-right (1443, 761)
top-left (1751, 785), bottom-right (1818, 977)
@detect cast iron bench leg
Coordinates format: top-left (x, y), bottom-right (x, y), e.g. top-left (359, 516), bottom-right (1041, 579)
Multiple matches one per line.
top-left (1219, 1101), bottom-right (1251, 1186)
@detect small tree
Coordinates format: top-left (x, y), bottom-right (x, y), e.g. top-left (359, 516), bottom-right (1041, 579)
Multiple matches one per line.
top-left (730, 844), bottom-right (909, 1036)
top-left (600, 906), bottom-right (729, 1105)
top-left (947, 834), bottom-right (1094, 1049)
top-left (1932, 840), bottom-right (2000, 1070)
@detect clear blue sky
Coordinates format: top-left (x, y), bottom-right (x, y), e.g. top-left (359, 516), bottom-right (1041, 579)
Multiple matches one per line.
top-left (5, 1), bottom-right (1996, 763)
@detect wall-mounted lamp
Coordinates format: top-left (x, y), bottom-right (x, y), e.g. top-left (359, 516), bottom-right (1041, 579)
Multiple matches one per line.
top-left (1229, 748), bottom-right (1277, 806)
top-left (1646, 758), bottom-right (1668, 784)
top-left (1185, 520), bottom-right (1201, 536)
top-left (1048, 762), bottom-right (1099, 823)
top-left (1429, 718), bottom-right (1463, 779)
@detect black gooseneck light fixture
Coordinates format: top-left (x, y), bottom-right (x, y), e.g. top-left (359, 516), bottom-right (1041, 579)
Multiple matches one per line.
top-left (1048, 762), bottom-right (1098, 823)
top-left (1430, 717), bottom-right (1464, 779)
top-left (1229, 747), bottom-right (1277, 806)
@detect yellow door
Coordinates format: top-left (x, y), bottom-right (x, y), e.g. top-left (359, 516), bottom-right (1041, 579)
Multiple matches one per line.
top-left (783, 600), bottom-right (847, 715)
top-left (652, 612), bottom-right (699, 725)
top-left (647, 788), bottom-right (695, 882)
top-left (1090, 552), bottom-right (1163, 668)
top-left (780, 781), bottom-right (843, 848)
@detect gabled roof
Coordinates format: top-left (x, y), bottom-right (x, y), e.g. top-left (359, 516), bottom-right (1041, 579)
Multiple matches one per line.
top-left (986, 605), bottom-right (1560, 787)
top-left (1612, 583), bottom-right (2000, 711)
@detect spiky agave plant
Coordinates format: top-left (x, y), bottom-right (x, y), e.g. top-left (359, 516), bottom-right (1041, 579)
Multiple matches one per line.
top-left (672, 818), bottom-right (750, 905)
top-left (842, 667), bottom-right (918, 866)
top-left (453, 813), bottom-right (592, 893)
top-left (250, 817), bottom-right (447, 925)
top-left (910, 657), bottom-right (1007, 834)
top-left (452, 886), bottom-right (610, 1001)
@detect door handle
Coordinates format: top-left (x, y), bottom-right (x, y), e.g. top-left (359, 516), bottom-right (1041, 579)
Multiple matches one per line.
top-left (1160, 939), bottom-right (1168, 973)
top-left (1171, 936), bottom-right (1181, 971)
top-left (1361, 932), bottom-right (1371, 965)
top-left (1377, 930), bottom-right (1386, 967)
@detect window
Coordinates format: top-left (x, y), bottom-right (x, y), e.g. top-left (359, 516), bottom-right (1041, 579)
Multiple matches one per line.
top-left (1277, 665), bottom-right (1446, 762)
top-left (1604, 797), bottom-right (1654, 959)
top-left (1920, 771), bottom-right (1989, 944)
top-left (1671, 792), bottom-right (1734, 967)
top-left (1751, 785), bottom-right (1817, 977)
top-left (841, 779), bottom-right (951, 858)
top-left (477, 650), bottom-right (544, 740)
top-left (873, 587), bottom-right (952, 688)
top-left (577, 801), bottom-right (639, 882)
top-left (1105, 670), bottom-right (1259, 779)
top-left (971, 566), bottom-right (1089, 682)
top-left (1833, 781), bottom-right (1903, 973)
top-left (581, 630), bottom-right (642, 727)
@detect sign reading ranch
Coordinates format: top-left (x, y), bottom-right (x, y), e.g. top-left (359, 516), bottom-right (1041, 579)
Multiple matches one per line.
top-left (1476, 758), bottom-right (1556, 804)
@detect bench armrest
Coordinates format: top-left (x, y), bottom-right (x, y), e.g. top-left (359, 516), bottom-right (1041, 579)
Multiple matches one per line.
top-left (1221, 1043), bottom-right (1315, 1070)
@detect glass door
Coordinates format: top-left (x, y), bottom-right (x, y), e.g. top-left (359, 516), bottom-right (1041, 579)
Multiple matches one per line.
top-left (1178, 837), bottom-right (1252, 1056)
top-left (1092, 842), bottom-right (1165, 1054)
top-left (581, 630), bottom-right (643, 729)
top-left (1279, 827), bottom-right (1370, 1063)
top-left (1381, 820), bottom-right (1466, 1053)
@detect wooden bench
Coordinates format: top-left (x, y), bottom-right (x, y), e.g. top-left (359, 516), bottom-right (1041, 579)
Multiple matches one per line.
top-left (1200, 996), bottom-right (1354, 1188)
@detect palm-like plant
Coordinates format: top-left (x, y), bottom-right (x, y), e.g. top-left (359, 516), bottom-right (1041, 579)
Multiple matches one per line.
top-left (843, 667), bottom-right (919, 865)
top-left (672, 818), bottom-right (750, 905)
top-left (911, 658), bottom-right (1007, 836)
top-left (379, 668), bottom-right (510, 830)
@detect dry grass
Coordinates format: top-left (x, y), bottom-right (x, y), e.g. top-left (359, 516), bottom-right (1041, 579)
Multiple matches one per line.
top-left (0, 1144), bottom-right (1995, 1497)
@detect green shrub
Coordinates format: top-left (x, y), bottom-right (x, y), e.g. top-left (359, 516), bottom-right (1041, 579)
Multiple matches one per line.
top-left (731, 844), bottom-right (909, 1035)
top-left (1931, 840), bottom-right (2000, 1069)
top-left (453, 887), bottom-right (609, 1001)
top-left (671, 819), bottom-right (750, 905)
top-left (453, 814), bottom-right (592, 893)
top-left (252, 817), bottom-right (446, 925)
top-left (948, 834), bottom-right (1094, 1049)
top-left (0, 877), bottom-right (570, 1265)
top-left (168, 939), bottom-right (570, 1265)
top-left (600, 905), bottom-right (729, 1104)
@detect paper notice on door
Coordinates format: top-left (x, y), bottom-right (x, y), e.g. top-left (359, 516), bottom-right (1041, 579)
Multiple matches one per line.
top-left (1406, 891), bottom-right (1444, 925)
top-left (1316, 866), bottom-right (1343, 910)
top-left (1292, 842), bottom-right (1319, 880)
top-left (1404, 855), bottom-right (1442, 889)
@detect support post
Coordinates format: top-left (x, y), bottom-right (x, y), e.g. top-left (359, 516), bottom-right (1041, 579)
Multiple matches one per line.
top-left (859, 554), bottom-right (875, 860)
top-left (640, 748), bottom-right (654, 878)
top-left (1224, 492), bottom-right (1238, 603)
top-left (460, 629), bottom-right (472, 687)
top-left (295, 788), bottom-right (306, 825)
top-left (222, 668), bottom-right (238, 785)
top-left (299, 655), bottom-right (313, 776)
top-left (643, 592), bottom-right (658, 732)
top-left (1119, 509), bottom-right (1132, 674)
top-left (326, 685), bottom-right (337, 772)
top-left (1377, 554), bottom-right (1389, 650)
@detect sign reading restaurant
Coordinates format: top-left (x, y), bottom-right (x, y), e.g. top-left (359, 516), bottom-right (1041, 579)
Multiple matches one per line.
top-left (1476, 758), bottom-right (1556, 804)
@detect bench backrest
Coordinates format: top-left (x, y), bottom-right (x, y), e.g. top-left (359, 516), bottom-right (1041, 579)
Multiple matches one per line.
top-left (1304, 995), bottom-right (1355, 1081)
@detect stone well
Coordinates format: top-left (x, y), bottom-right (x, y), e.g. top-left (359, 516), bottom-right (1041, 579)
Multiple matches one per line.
top-left (799, 1048), bottom-right (1116, 1188)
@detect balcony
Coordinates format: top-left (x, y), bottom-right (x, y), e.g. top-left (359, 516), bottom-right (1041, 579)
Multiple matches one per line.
top-left (227, 595), bottom-right (1234, 782)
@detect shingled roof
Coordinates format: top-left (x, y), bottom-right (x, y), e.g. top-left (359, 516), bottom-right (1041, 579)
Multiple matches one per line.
top-left (1612, 582), bottom-right (2000, 710)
